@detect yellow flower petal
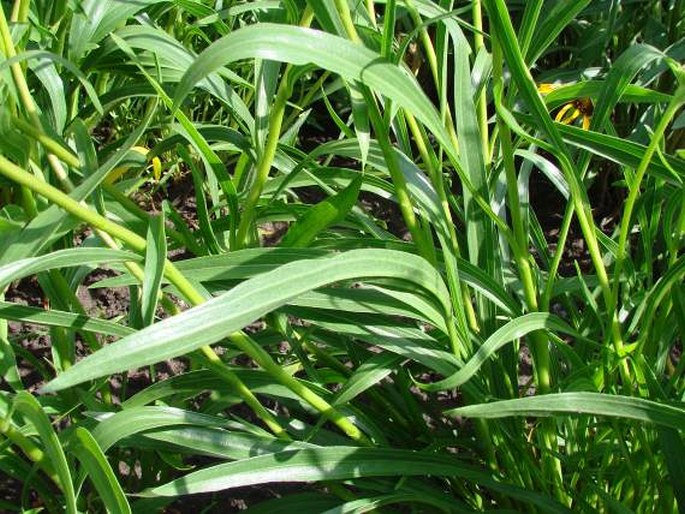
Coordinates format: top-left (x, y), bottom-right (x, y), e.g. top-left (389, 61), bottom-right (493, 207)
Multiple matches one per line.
top-left (554, 103), bottom-right (574, 123)
top-left (563, 107), bottom-right (582, 125)
top-left (537, 83), bottom-right (559, 95)
top-left (582, 115), bottom-right (591, 131)
top-left (152, 156), bottom-right (162, 182)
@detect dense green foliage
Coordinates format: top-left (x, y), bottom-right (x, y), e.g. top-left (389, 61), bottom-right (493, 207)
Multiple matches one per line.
top-left (0, 0), bottom-right (684, 512)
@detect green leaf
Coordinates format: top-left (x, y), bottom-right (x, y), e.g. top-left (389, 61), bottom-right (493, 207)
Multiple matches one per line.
top-left (320, 492), bottom-right (461, 513)
top-left (287, 307), bottom-right (459, 376)
top-left (591, 44), bottom-right (664, 131)
top-left (527, 0), bottom-right (592, 64)
top-left (447, 392), bottom-right (685, 431)
top-left (91, 406), bottom-right (233, 452)
top-left (349, 85), bottom-right (370, 168)
top-left (0, 334), bottom-right (22, 392)
top-left (658, 427), bottom-right (685, 511)
top-left (140, 447), bottom-right (571, 512)
top-left (141, 214), bottom-right (167, 327)
top-left (43, 249), bottom-right (451, 392)
top-left (68, 427), bottom-right (131, 514)
top-left (139, 426), bottom-right (317, 461)
top-left (515, 150), bottom-right (569, 199)
top-left (244, 493), bottom-right (341, 514)
top-left (0, 301), bottom-right (134, 338)
top-left (90, 248), bottom-right (330, 288)
top-left (0, 248), bottom-right (142, 291)
top-left (13, 392), bottom-right (77, 514)
top-left (417, 313), bottom-right (579, 391)
top-left (177, 145), bottom-right (222, 254)
top-left (122, 369), bottom-right (321, 409)
top-left (0, 50), bottom-right (104, 116)
top-left (173, 24), bottom-right (451, 149)
top-left (451, 23), bottom-right (491, 272)
top-left (289, 286), bottom-right (447, 334)
top-left (333, 352), bottom-right (402, 406)
top-left (68, 0), bottom-right (168, 61)
top-left (281, 175), bottom-right (362, 247)
top-left (555, 121), bottom-right (684, 185)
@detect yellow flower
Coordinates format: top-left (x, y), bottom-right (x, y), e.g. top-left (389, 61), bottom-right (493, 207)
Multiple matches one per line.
top-left (104, 146), bottom-right (163, 184)
top-left (554, 98), bottom-right (593, 130)
top-left (537, 83), bottom-right (593, 130)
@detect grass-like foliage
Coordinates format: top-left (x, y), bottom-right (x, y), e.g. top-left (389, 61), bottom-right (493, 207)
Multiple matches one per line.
top-left (0, 0), bottom-right (684, 512)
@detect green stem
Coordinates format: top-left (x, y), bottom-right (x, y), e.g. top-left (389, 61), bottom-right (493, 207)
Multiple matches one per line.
top-left (405, 0), bottom-right (438, 86)
top-left (365, 92), bottom-right (434, 261)
top-left (197, 349), bottom-right (289, 438)
top-left (483, 1), bottom-right (622, 382)
top-left (15, 0), bottom-right (30, 23)
top-left (541, 202), bottom-right (573, 312)
top-left (334, 0), bottom-right (361, 44)
top-left (403, 0), bottom-right (461, 156)
top-left (1, 4), bottom-right (74, 193)
top-left (13, 117), bottom-right (81, 168)
top-left (228, 332), bottom-right (370, 444)
top-left (1, 3), bottom-right (39, 219)
top-left (0, 155), bottom-right (148, 250)
top-left (235, 7), bottom-right (314, 247)
top-left (335, 0), bottom-right (434, 261)
top-left (492, 40), bottom-right (550, 393)
top-left (236, 74), bottom-right (290, 247)
top-left (670, 188), bottom-right (685, 266)
top-left (0, 421), bottom-right (59, 487)
top-left (493, 36), bottom-right (563, 502)
top-left (0, 4), bottom-right (37, 125)
top-left (404, 110), bottom-right (474, 350)
top-left (568, 158), bottom-right (632, 390)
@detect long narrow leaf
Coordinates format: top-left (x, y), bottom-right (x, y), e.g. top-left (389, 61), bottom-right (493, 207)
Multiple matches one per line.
top-left (140, 447), bottom-right (571, 513)
top-left (68, 427), bottom-right (131, 514)
top-left (44, 249), bottom-right (451, 392)
top-left (448, 393), bottom-right (685, 431)
top-left (13, 392), bottom-right (77, 513)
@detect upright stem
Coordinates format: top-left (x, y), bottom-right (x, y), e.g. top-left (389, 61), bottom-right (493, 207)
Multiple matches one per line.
top-left (10, 0), bottom-right (30, 23)
top-left (611, 85), bottom-right (685, 333)
top-left (334, 0), bottom-right (434, 261)
top-left (403, 0), bottom-right (461, 152)
top-left (493, 34), bottom-right (566, 504)
top-left (235, 7), bottom-right (314, 247)
top-left (334, 0), bottom-right (361, 44)
top-left (0, 3), bottom-right (74, 193)
top-left (492, 41), bottom-right (550, 394)
top-left (404, 111), bottom-right (477, 348)
top-left (486, 0), bottom-right (630, 393)
top-left (236, 74), bottom-right (290, 247)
